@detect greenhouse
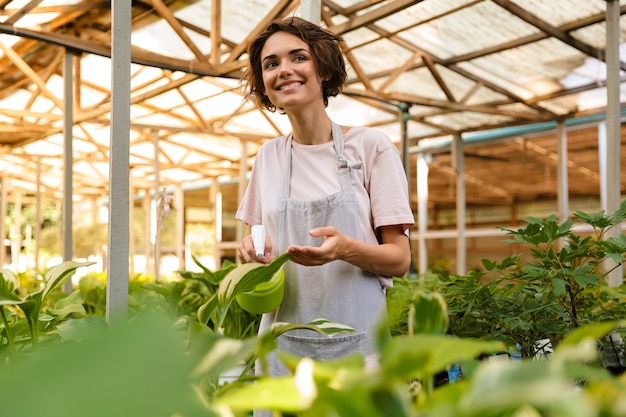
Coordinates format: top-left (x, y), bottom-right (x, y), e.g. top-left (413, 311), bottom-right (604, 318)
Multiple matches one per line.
top-left (1, 1), bottom-right (626, 416)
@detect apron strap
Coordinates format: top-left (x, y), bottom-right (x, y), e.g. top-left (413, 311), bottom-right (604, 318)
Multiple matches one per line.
top-left (333, 122), bottom-right (362, 170)
top-left (281, 134), bottom-right (293, 200)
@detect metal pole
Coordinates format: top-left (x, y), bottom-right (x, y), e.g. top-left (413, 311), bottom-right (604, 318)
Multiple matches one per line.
top-left (556, 121), bottom-right (569, 223)
top-left (34, 158), bottom-right (41, 271)
top-left (106, 0), bottom-right (131, 325)
top-left (605, 0), bottom-right (622, 287)
top-left (452, 133), bottom-right (466, 275)
top-left (416, 153), bottom-right (429, 275)
top-left (62, 50), bottom-right (74, 293)
top-left (236, 140), bottom-right (248, 245)
top-left (301, 0), bottom-right (321, 25)
top-left (152, 130), bottom-right (161, 281)
top-left (175, 185), bottom-right (185, 270)
top-left (0, 177), bottom-right (6, 267)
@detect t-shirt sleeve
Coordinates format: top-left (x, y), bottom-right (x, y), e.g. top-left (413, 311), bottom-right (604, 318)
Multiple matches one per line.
top-left (368, 136), bottom-right (415, 232)
top-left (235, 147), bottom-right (264, 226)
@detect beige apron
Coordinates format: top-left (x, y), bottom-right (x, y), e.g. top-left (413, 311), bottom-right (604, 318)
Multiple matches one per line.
top-left (257, 122), bottom-right (388, 381)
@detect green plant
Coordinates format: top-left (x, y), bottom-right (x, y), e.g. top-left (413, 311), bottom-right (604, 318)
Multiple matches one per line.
top-left (499, 201), bottom-right (626, 326)
top-left (0, 260), bottom-right (93, 361)
top-left (387, 273), bottom-right (449, 337)
top-left (2, 257), bottom-right (626, 417)
top-left (435, 201), bottom-right (626, 358)
top-left (215, 312), bottom-right (626, 417)
top-left (175, 255), bottom-right (262, 339)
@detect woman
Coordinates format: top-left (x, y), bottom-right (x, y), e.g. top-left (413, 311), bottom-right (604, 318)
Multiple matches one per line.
top-left (236, 17), bottom-right (414, 379)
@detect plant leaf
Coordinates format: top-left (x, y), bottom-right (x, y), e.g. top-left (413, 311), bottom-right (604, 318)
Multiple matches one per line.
top-left (42, 260), bottom-right (94, 300)
top-left (0, 288), bottom-right (21, 304)
top-left (48, 291), bottom-right (87, 320)
top-left (551, 278), bottom-right (567, 297)
top-left (0, 269), bottom-right (18, 293)
top-left (57, 316), bottom-right (109, 342)
top-left (381, 334), bottom-right (504, 381)
top-left (218, 253), bottom-right (291, 303)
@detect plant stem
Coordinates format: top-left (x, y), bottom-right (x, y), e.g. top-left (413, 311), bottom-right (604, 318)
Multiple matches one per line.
top-left (566, 284), bottom-right (579, 327)
top-left (0, 307), bottom-right (15, 353)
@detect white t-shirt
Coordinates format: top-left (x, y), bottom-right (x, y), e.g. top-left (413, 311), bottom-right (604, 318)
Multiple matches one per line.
top-left (236, 125), bottom-right (415, 285)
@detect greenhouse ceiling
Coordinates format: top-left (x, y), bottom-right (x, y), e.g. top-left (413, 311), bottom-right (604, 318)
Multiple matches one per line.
top-left (0, 0), bottom-right (625, 207)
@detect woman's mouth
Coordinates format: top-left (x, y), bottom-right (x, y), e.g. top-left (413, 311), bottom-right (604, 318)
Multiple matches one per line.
top-left (278, 81), bottom-right (303, 90)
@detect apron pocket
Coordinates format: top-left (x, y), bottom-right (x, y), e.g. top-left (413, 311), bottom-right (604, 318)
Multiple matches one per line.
top-left (279, 331), bottom-right (371, 361)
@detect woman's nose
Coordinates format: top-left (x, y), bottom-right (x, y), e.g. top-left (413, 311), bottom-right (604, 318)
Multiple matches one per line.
top-left (277, 61), bottom-right (292, 77)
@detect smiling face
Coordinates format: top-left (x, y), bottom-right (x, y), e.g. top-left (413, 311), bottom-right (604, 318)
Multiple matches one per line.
top-left (260, 31), bottom-right (325, 112)
top-left (243, 17), bottom-right (347, 113)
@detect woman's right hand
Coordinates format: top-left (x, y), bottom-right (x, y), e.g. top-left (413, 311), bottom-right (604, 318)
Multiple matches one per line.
top-left (237, 232), bottom-right (274, 264)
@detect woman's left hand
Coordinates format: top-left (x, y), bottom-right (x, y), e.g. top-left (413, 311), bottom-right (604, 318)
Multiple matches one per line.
top-left (286, 226), bottom-right (346, 266)
top-left (286, 224), bottom-right (411, 277)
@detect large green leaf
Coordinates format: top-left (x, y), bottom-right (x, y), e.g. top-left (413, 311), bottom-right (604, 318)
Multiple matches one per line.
top-left (270, 318), bottom-right (356, 338)
top-left (0, 268), bottom-right (18, 293)
top-left (191, 336), bottom-right (257, 380)
top-left (0, 313), bottom-right (210, 417)
top-left (47, 291), bottom-right (87, 320)
top-left (409, 290), bottom-right (449, 335)
top-left (0, 288), bottom-right (21, 305)
top-left (208, 253), bottom-right (291, 329)
top-left (197, 292), bottom-right (219, 326)
top-left (381, 334), bottom-right (504, 381)
top-left (56, 316), bottom-right (109, 342)
top-left (461, 360), bottom-right (596, 417)
top-left (558, 320), bottom-right (623, 349)
top-left (218, 253), bottom-right (291, 304)
top-left (217, 374), bottom-right (311, 412)
top-left (42, 260), bottom-right (94, 300)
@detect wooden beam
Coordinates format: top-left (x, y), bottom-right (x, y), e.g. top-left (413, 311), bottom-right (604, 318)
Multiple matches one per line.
top-left (492, 0), bottom-right (626, 72)
top-left (331, 0), bottom-right (424, 35)
top-left (211, 0), bottom-right (221, 65)
top-left (223, 0), bottom-right (295, 64)
top-left (149, 0), bottom-right (207, 61)
top-left (0, 24), bottom-right (221, 76)
top-left (0, 41), bottom-right (63, 108)
top-left (4, 0), bottom-right (43, 25)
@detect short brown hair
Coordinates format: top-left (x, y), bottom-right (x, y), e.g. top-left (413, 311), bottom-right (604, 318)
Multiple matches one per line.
top-left (242, 17), bottom-right (347, 112)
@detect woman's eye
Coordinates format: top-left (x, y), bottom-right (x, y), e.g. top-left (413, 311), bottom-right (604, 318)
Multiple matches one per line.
top-left (264, 62), bottom-right (277, 69)
top-left (294, 55), bottom-right (306, 61)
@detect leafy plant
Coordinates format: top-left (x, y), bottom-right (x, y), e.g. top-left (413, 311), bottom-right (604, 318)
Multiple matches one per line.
top-left (435, 201), bottom-right (626, 358)
top-left (2, 256), bottom-right (626, 417)
top-left (498, 200), bottom-right (626, 327)
top-left (0, 260), bottom-right (93, 361)
top-left (174, 254), bottom-right (276, 339)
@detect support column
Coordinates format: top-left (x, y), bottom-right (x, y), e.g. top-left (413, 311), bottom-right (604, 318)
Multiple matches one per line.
top-left (236, 140), bottom-right (248, 244)
top-left (605, 0), bottom-right (622, 287)
top-left (300, 0), bottom-right (321, 24)
top-left (416, 153), bottom-right (429, 275)
top-left (34, 158), bottom-right (42, 271)
top-left (106, 0), bottom-right (132, 325)
top-left (129, 180), bottom-right (135, 275)
top-left (11, 191), bottom-right (22, 271)
top-left (175, 185), bottom-right (185, 270)
top-left (556, 122), bottom-right (569, 223)
top-left (452, 133), bottom-right (466, 275)
top-left (143, 192), bottom-right (151, 272)
top-left (211, 179), bottom-right (223, 269)
top-left (62, 50), bottom-right (73, 267)
top-left (0, 177), bottom-right (5, 267)
top-left (152, 130), bottom-right (161, 281)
